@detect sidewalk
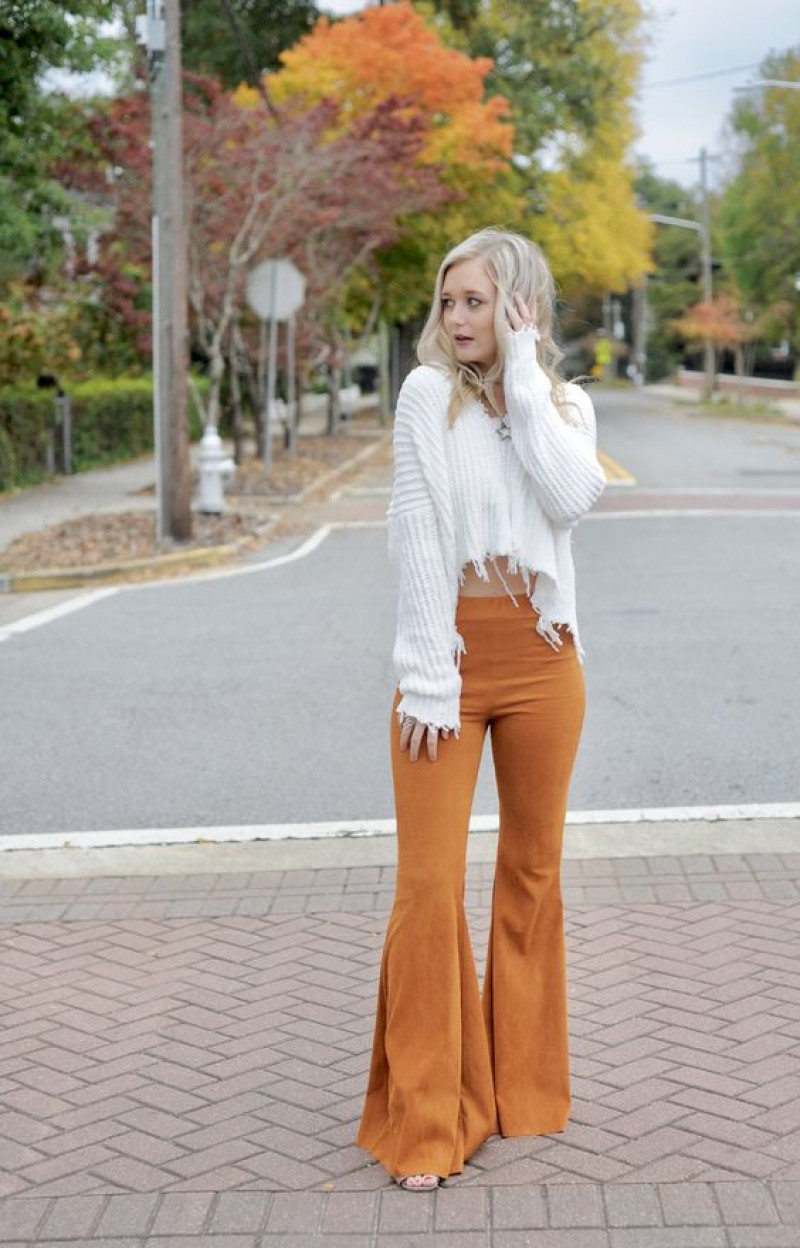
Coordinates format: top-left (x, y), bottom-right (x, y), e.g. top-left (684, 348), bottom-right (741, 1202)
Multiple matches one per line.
top-left (1, 822), bottom-right (800, 1245)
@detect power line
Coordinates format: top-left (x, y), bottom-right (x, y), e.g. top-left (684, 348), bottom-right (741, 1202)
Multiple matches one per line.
top-left (642, 62), bottom-right (760, 90)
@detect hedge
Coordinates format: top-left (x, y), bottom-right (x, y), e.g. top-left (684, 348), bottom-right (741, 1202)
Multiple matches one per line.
top-left (0, 376), bottom-right (207, 492)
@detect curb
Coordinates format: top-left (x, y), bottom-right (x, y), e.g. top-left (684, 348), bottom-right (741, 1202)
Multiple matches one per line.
top-left (0, 522), bottom-right (279, 592)
top-left (1, 816), bottom-right (799, 881)
top-left (645, 383), bottom-right (800, 421)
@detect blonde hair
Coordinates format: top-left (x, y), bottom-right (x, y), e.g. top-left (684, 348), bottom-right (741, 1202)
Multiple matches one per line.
top-left (416, 227), bottom-right (581, 429)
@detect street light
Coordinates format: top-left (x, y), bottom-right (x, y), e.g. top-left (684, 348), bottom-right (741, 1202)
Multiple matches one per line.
top-left (649, 210), bottom-right (715, 400)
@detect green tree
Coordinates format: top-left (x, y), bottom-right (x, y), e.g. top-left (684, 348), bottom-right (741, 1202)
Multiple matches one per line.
top-left (720, 48), bottom-right (800, 364)
top-left (180, 0), bottom-right (319, 88)
top-left (0, 0), bottom-right (118, 285)
top-left (419, 0), bottom-right (647, 180)
top-left (634, 160), bottom-right (707, 379)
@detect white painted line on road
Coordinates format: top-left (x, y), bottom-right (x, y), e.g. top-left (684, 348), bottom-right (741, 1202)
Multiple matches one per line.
top-left (0, 587), bottom-right (119, 640)
top-left (585, 510), bottom-right (800, 520)
top-left (0, 528), bottom-right (337, 637)
top-left (568, 802), bottom-right (800, 823)
top-left (0, 522), bottom-right (387, 639)
top-left (603, 486), bottom-right (800, 495)
top-left (2, 506), bottom-right (798, 643)
top-left (118, 523), bottom-right (336, 592)
top-left (2, 802), bottom-right (798, 854)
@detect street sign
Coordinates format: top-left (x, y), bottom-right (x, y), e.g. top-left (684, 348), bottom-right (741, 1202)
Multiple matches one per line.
top-left (246, 258), bottom-right (306, 474)
top-left (246, 258), bottom-right (305, 322)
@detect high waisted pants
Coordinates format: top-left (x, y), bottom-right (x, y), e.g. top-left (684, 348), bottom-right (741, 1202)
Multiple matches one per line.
top-left (355, 593), bottom-right (587, 1180)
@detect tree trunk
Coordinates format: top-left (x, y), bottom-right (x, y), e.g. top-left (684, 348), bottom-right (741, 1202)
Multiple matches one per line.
top-left (229, 320), bottom-right (244, 464)
top-left (233, 321), bottom-right (261, 459)
top-left (328, 364), bottom-right (342, 436)
top-left (206, 345), bottom-right (226, 430)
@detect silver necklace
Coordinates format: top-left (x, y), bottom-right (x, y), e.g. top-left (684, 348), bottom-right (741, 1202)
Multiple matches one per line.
top-left (479, 398), bottom-right (512, 440)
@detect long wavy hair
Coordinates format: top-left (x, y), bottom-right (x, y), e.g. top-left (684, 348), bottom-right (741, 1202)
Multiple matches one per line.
top-left (416, 227), bottom-right (582, 429)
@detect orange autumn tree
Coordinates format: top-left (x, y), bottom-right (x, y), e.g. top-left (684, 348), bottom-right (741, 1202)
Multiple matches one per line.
top-left (672, 292), bottom-right (756, 383)
top-left (268, 0), bottom-right (511, 169)
top-left (244, 0), bottom-right (525, 321)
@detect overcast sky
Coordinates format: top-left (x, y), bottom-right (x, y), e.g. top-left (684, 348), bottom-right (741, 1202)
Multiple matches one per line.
top-left (319, 0), bottom-right (799, 192)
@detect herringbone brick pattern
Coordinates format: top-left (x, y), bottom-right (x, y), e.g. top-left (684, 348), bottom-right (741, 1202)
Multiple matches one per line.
top-left (1, 853), bottom-right (800, 1243)
top-left (0, 1179), bottom-right (799, 1244)
top-left (1, 851), bottom-right (798, 925)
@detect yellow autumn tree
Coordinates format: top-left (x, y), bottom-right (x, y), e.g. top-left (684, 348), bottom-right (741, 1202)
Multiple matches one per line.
top-left (411, 0), bottom-right (655, 296)
top-left (536, 156), bottom-right (655, 294)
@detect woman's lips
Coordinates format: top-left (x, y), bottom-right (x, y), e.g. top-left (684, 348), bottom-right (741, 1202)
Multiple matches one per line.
top-left (454, 336), bottom-right (473, 344)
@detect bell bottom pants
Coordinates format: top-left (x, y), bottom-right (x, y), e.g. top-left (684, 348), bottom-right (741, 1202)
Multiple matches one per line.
top-left (355, 593), bottom-right (587, 1180)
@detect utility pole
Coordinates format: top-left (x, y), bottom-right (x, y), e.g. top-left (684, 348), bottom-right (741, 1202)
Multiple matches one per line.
top-left (675, 147), bottom-right (719, 403)
top-left (631, 279), bottom-right (648, 386)
top-left (650, 143), bottom-right (718, 405)
top-left (697, 147), bottom-right (715, 402)
top-left (138, 0), bottom-right (191, 542)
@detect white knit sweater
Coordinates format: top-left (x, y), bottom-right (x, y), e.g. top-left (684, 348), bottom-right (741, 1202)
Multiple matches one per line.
top-left (387, 325), bottom-right (607, 738)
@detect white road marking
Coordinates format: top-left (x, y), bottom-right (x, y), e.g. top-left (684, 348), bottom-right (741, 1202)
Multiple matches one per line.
top-left (2, 504), bottom-right (799, 642)
top-left (0, 587), bottom-right (119, 639)
top-left (605, 486), bottom-right (800, 495)
top-left (586, 510), bottom-right (800, 520)
top-left (1, 802), bottom-right (798, 854)
top-left (0, 527), bottom-right (336, 638)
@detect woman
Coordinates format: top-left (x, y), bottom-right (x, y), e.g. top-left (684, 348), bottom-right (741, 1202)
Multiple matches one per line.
top-left (355, 227), bottom-right (606, 1191)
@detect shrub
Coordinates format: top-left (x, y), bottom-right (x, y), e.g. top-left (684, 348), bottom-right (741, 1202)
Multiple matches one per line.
top-left (0, 375), bottom-right (207, 491)
top-left (0, 426), bottom-right (17, 492)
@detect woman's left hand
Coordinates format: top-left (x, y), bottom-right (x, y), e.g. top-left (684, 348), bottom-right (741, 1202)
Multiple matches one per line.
top-left (505, 291), bottom-right (538, 334)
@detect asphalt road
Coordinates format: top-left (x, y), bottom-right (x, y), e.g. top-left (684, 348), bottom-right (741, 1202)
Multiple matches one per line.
top-left (2, 389), bottom-right (799, 838)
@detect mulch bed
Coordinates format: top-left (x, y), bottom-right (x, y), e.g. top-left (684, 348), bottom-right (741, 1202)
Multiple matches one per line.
top-left (229, 428), bottom-right (369, 497)
top-left (0, 428), bottom-right (382, 574)
top-left (0, 510), bottom-right (267, 572)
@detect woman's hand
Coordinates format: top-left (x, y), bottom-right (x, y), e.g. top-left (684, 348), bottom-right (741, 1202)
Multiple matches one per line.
top-left (505, 291), bottom-right (539, 336)
top-left (399, 716), bottom-right (450, 763)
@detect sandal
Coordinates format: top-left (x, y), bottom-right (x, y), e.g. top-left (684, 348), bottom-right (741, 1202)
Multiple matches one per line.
top-left (395, 1173), bottom-right (441, 1191)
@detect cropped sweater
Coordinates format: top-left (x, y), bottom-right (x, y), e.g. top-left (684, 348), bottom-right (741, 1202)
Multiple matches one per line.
top-left (386, 325), bottom-right (607, 739)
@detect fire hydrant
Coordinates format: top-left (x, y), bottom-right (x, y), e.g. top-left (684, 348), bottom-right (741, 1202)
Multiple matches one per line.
top-left (196, 424), bottom-right (235, 514)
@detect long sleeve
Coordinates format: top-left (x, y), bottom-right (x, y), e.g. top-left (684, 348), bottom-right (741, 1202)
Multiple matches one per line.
top-left (387, 370), bottom-right (462, 735)
top-left (504, 325), bottom-right (606, 528)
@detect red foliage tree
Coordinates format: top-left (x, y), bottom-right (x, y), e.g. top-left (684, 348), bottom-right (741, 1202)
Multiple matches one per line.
top-left (63, 74), bottom-right (450, 427)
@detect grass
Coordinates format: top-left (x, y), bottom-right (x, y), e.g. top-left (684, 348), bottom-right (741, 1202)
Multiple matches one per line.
top-left (671, 394), bottom-right (799, 425)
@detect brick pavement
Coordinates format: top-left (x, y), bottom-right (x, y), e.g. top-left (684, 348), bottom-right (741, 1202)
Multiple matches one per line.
top-left (1, 851), bottom-right (800, 1245)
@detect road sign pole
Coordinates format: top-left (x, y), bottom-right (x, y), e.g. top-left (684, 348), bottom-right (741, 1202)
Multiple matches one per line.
top-left (262, 263), bottom-right (278, 473)
top-left (287, 311), bottom-right (297, 456)
top-left (247, 258), bottom-right (306, 471)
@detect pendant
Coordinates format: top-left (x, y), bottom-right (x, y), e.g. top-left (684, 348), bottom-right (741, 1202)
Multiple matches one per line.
top-left (496, 415), bottom-right (512, 441)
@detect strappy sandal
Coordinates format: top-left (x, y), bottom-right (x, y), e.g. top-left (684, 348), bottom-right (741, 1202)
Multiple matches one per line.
top-left (395, 1173), bottom-right (441, 1191)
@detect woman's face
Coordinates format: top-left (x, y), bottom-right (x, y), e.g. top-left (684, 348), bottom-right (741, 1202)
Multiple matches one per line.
top-left (440, 257), bottom-right (499, 370)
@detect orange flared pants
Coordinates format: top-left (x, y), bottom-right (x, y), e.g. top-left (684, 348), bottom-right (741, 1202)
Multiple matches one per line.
top-left (355, 593), bottom-right (587, 1180)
